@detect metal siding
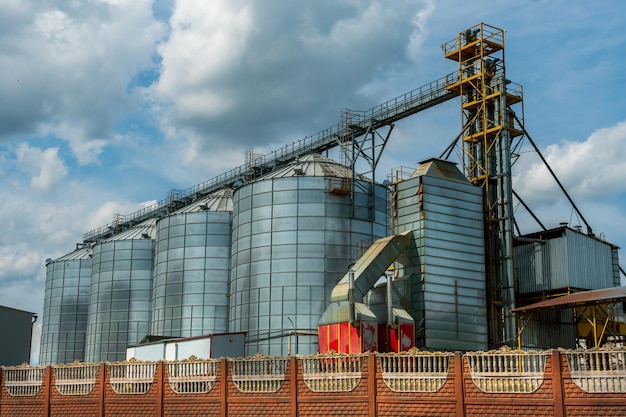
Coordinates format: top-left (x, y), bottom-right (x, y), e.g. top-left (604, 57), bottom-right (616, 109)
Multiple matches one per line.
top-left (151, 210), bottom-right (232, 338)
top-left (229, 171), bottom-right (387, 356)
top-left (520, 310), bottom-right (576, 350)
top-left (0, 307), bottom-right (35, 366)
top-left (84, 238), bottom-right (154, 362)
top-left (566, 230), bottom-right (614, 290)
top-left (516, 230), bottom-right (617, 293)
top-left (395, 161), bottom-right (487, 351)
top-left (39, 254), bottom-right (91, 365)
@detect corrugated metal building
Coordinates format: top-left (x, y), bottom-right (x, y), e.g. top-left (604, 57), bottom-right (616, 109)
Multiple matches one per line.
top-left (514, 226), bottom-right (622, 349)
top-left (393, 159), bottom-right (487, 351)
top-left (0, 305), bottom-right (37, 366)
top-left (515, 226), bottom-right (619, 294)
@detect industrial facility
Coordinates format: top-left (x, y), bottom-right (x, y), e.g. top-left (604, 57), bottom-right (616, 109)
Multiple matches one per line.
top-left (38, 23), bottom-right (625, 365)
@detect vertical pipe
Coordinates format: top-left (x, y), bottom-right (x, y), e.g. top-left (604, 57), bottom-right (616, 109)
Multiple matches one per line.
top-left (386, 271), bottom-right (393, 329)
top-left (348, 270), bottom-right (355, 324)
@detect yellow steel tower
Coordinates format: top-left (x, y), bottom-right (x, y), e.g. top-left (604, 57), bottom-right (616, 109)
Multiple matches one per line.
top-left (443, 23), bottom-right (524, 348)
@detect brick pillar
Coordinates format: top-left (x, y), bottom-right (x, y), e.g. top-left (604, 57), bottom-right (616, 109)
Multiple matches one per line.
top-left (290, 356), bottom-right (298, 417)
top-left (98, 363), bottom-right (106, 417)
top-left (367, 353), bottom-right (376, 417)
top-left (44, 366), bottom-right (51, 417)
top-left (220, 358), bottom-right (228, 417)
top-left (156, 362), bottom-right (164, 417)
top-left (551, 350), bottom-right (565, 417)
top-left (454, 352), bottom-right (465, 417)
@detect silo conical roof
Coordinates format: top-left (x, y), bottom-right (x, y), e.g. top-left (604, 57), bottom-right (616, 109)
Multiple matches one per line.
top-left (170, 188), bottom-right (233, 214)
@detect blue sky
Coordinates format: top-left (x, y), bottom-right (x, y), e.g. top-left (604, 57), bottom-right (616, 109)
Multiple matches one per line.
top-left (1, 0), bottom-right (625, 363)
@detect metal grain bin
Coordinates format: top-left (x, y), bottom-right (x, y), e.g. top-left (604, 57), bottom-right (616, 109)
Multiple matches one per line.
top-left (39, 248), bottom-right (92, 364)
top-left (151, 189), bottom-right (233, 337)
top-left (84, 219), bottom-right (156, 362)
top-left (229, 153), bottom-right (387, 356)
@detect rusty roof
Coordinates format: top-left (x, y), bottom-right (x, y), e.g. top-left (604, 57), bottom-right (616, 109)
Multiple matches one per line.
top-left (511, 286), bottom-right (626, 314)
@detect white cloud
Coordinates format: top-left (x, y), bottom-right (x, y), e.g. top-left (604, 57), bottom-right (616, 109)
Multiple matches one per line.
top-left (14, 144), bottom-right (68, 191)
top-left (513, 119), bottom-right (626, 204)
top-left (0, 0), bottom-right (166, 163)
top-left (151, 0), bottom-right (433, 175)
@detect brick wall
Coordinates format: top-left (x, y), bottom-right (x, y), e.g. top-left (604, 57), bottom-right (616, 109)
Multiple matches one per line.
top-left (1, 349), bottom-right (625, 417)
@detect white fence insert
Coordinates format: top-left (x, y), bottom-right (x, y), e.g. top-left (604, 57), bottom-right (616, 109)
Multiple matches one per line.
top-left (109, 362), bottom-right (156, 394)
top-left (466, 350), bottom-right (547, 393)
top-left (378, 351), bottom-right (452, 392)
top-left (229, 356), bottom-right (288, 393)
top-left (53, 363), bottom-right (99, 395)
top-left (2, 366), bottom-right (46, 397)
top-left (566, 349), bottom-right (626, 393)
top-left (167, 360), bottom-right (218, 394)
top-left (301, 354), bottom-right (364, 392)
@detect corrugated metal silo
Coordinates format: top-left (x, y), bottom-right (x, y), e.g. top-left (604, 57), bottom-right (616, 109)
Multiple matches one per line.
top-left (151, 189), bottom-right (233, 338)
top-left (84, 219), bottom-right (156, 362)
top-left (39, 247), bottom-right (91, 365)
top-left (229, 153), bottom-right (387, 356)
top-left (393, 158), bottom-right (487, 351)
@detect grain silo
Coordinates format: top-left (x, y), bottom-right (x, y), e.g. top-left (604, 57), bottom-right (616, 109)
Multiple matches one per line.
top-left (84, 219), bottom-right (156, 362)
top-left (392, 158), bottom-right (487, 351)
top-left (229, 153), bottom-right (388, 356)
top-left (39, 247), bottom-right (91, 365)
top-left (151, 189), bottom-right (233, 338)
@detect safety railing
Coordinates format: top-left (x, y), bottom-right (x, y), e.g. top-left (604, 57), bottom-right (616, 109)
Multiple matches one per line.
top-left (378, 351), bottom-right (452, 392)
top-left (301, 353), bottom-right (364, 392)
top-left (108, 361), bottom-right (156, 395)
top-left (2, 365), bottom-right (46, 397)
top-left (442, 23), bottom-right (504, 57)
top-left (166, 359), bottom-right (219, 394)
top-left (53, 363), bottom-right (99, 395)
top-left (229, 355), bottom-right (288, 393)
top-left (465, 350), bottom-right (548, 393)
top-left (566, 349), bottom-right (626, 393)
top-left (82, 72), bottom-right (459, 244)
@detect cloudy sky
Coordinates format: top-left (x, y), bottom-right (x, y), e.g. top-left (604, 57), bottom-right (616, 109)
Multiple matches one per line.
top-left (1, 0), bottom-right (625, 363)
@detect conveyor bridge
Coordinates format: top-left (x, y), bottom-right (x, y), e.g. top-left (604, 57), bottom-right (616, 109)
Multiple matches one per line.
top-left (84, 72), bottom-right (459, 243)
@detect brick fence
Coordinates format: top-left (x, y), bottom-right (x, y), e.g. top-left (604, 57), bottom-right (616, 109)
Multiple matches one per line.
top-left (1, 349), bottom-right (625, 417)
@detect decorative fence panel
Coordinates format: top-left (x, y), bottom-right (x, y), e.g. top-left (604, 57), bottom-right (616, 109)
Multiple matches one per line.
top-left (566, 349), bottom-right (626, 393)
top-left (2, 349), bottom-right (626, 417)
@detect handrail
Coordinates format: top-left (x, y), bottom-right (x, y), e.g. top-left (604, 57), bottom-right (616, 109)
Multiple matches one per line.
top-left (83, 72), bottom-right (459, 244)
